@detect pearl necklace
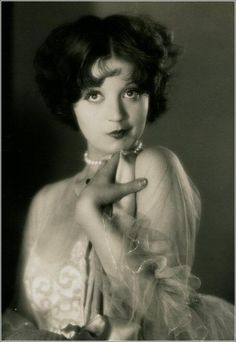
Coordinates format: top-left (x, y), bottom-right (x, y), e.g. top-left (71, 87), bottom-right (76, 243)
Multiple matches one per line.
top-left (84, 152), bottom-right (106, 166)
top-left (121, 140), bottom-right (143, 156)
top-left (84, 141), bottom-right (143, 166)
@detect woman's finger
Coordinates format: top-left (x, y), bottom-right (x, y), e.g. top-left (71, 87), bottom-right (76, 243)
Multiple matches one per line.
top-left (117, 178), bottom-right (148, 197)
top-left (101, 178), bottom-right (148, 204)
top-left (97, 152), bottom-right (120, 182)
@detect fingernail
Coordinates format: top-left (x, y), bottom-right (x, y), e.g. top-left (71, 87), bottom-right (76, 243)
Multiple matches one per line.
top-left (138, 178), bottom-right (148, 187)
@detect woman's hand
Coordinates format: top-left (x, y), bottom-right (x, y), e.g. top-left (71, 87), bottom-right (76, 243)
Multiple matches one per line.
top-left (74, 153), bottom-right (147, 278)
top-left (75, 153), bottom-right (147, 221)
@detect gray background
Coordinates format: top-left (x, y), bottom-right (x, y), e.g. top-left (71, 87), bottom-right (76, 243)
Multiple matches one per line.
top-left (3, 2), bottom-right (234, 310)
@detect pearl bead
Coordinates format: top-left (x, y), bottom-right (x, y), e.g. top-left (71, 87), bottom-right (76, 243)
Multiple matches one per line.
top-left (84, 141), bottom-right (143, 165)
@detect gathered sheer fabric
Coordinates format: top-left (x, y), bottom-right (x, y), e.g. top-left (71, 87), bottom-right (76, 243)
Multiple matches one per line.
top-left (95, 147), bottom-right (200, 339)
top-left (2, 146), bottom-right (234, 340)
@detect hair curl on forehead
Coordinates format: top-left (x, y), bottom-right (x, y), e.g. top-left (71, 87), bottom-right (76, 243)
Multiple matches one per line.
top-left (34, 14), bottom-right (180, 130)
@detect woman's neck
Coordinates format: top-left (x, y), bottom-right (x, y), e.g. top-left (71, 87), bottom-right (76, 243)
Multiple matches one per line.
top-left (87, 145), bottom-right (112, 161)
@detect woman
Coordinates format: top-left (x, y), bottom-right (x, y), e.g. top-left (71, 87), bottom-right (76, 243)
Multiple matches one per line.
top-left (3, 14), bottom-right (234, 340)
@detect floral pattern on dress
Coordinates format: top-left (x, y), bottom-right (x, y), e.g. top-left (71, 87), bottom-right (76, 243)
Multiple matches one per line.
top-left (24, 239), bottom-right (88, 338)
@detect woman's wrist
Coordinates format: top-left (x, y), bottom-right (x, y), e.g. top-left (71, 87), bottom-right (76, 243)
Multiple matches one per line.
top-left (75, 197), bottom-right (101, 227)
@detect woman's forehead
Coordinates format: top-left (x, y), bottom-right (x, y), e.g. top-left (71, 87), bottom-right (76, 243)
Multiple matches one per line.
top-left (91, 57), bottom-right (134, 81)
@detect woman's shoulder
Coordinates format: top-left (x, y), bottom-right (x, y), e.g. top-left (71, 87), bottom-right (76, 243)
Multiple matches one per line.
top-left (135, 145), bottom-right (201, 218)
top-left (135, 145), bottom-right (178, 178)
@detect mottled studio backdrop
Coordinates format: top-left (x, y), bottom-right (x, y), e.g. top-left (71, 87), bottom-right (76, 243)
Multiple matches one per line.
top-left (3, 2), bottom-right (234, 310)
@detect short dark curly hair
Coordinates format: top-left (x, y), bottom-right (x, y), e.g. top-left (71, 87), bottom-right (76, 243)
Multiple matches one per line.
top-left (34, 14), bottom-right (180, 130)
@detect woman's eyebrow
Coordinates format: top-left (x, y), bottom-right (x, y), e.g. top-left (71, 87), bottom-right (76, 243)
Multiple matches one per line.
top-left (80, 87), bottom-right (100, 97)
top-left (85, 86), bottom-right (101, 90)
top-left (127, 80), bottom-right (138, 85)
top-left (123, 80), bottom-right (139, 87)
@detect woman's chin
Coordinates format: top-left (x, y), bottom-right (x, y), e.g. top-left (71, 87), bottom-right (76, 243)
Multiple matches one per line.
top-left (90, 138), bottom-right (140, 158)
top-left (106, 145), bottom-right (134, 156)
top-left (110, 138), bottom-right (138, 152)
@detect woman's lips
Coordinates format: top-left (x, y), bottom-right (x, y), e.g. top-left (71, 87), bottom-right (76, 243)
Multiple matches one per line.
top-left (107, 128), bottom-right (131, 139)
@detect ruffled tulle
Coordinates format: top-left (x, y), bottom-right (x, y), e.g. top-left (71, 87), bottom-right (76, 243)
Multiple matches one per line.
top-left (95, 209), bottom-right (207, 340)
top-left (91, 147), bottom-right (234, 340)
top-left (3, 146), bottom-right (234, 340)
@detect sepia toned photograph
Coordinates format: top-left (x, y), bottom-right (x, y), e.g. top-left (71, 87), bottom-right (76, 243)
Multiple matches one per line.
top-left (2, 1), bottom-right (234, 340)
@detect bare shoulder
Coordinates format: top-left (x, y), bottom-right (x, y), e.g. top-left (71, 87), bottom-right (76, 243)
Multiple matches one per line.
top-left (135, 145), bottom-right (175, 179)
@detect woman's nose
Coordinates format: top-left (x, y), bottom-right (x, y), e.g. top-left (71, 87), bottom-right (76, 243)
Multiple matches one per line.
top-left (107, 98), bottom-right (126, 122)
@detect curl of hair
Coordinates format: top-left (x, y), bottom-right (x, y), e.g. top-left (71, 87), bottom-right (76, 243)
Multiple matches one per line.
top-left (34, 14), bottom-right (180, 130)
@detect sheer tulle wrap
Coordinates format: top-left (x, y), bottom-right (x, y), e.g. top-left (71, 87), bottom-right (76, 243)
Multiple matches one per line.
top-left (98, 210), bottom-right (208, 339)
top-left (91, 147), bottom-right (231, 339)
top-left (2, 146), bottom-right (234, 340)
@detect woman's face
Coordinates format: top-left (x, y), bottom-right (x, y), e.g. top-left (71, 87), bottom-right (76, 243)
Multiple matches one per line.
top-left (74, 57), bottom-right (149, 159)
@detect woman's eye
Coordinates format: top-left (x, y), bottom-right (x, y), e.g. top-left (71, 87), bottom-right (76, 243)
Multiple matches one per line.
top-left (123, 89), bottom-right (140, 100)
top-left (84, 91), bottom-right (103, 102)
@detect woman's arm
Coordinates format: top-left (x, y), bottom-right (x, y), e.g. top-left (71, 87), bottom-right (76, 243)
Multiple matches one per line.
top-left (75, 147), bottom-right (202, 340)
top-left (75, 153), bottom-right (148, 280)
top-left (74, 149), bottom-right (183, 298)
top-left (136, 146), bottom-right (201, 267)
top-left (75, 148), bottom-right (181, 277)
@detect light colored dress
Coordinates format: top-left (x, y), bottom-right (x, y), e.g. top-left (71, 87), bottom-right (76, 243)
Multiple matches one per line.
top-left (3, 146), bottom-right (234, 340)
